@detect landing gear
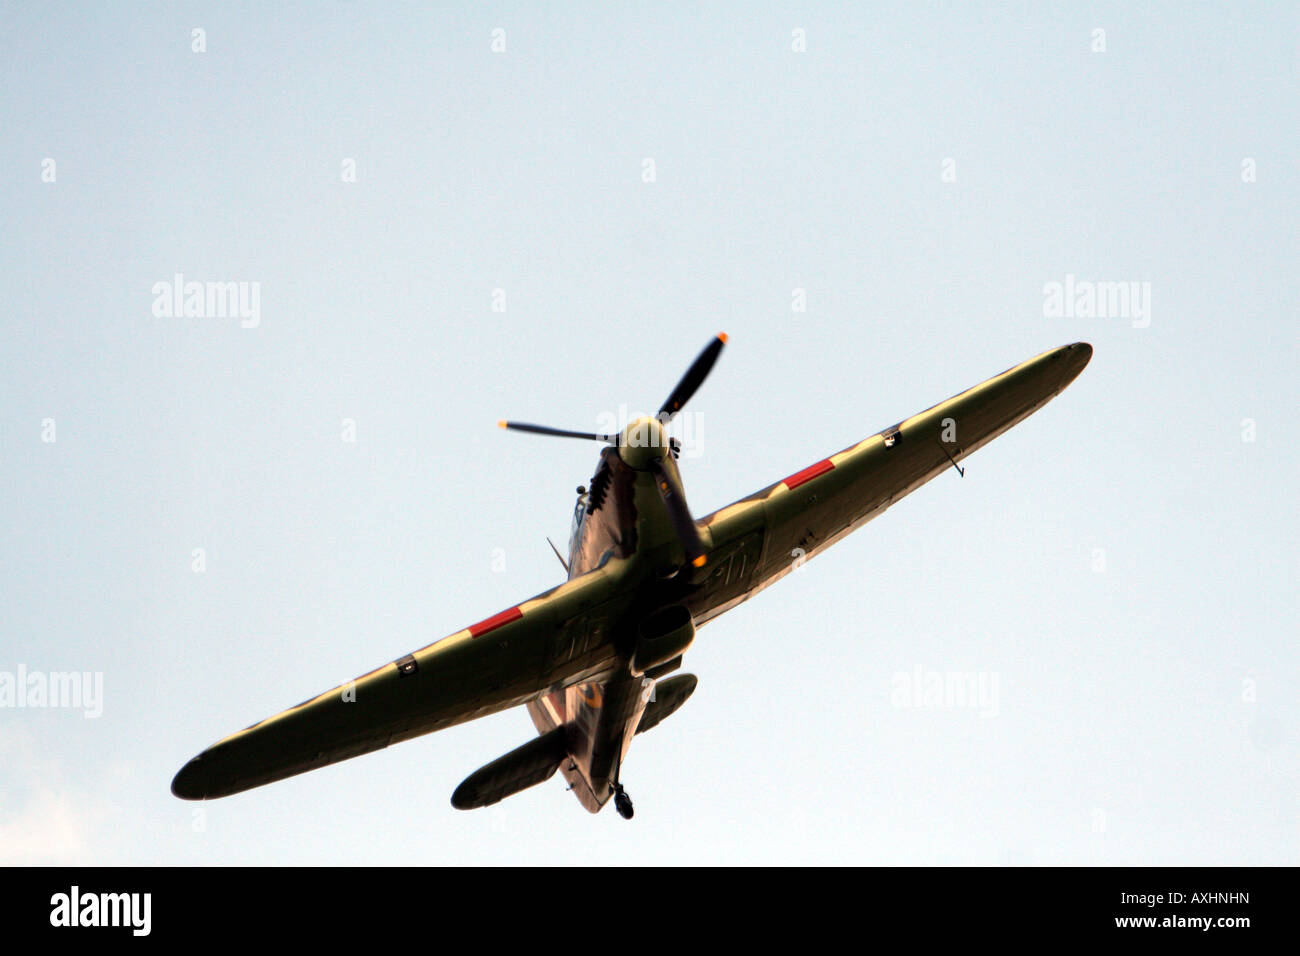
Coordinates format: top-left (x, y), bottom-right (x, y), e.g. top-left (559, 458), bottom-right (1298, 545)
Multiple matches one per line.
top-left (613, 783), bottom-right (634, 820)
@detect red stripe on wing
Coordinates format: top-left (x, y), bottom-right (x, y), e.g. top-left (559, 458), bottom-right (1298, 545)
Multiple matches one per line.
top-left (468, 606), bottom-right (523, 638)
top-left (782, 458), bottom-right (834, 490)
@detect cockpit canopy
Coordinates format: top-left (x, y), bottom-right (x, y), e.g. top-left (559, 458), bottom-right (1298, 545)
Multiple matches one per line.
top-left (569, 487), bottom-right (590, 558)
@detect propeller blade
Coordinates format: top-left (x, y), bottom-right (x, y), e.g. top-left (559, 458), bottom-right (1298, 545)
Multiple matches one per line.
top-left (648, 458), bottom-right (707, 568)
top-left (657, 333), bottom-right (727, 423)
top-left (498, 421), bottom-right (614, 442)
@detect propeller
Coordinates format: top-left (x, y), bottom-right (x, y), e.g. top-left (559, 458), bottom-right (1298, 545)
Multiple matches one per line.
top-left (497, 332), bottom-right (728, 443)
top-left (496, 421), bottom-right (614, 442)
top-left (658, 332), bottom-right (727, 423)
top-left (648, 458), bottom-right (708, 567)
top-left (498, 333), bottom-right (727, 570)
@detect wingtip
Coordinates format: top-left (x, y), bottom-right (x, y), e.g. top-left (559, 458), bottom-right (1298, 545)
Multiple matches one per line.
top-left (171, 757), bottom-right (206, 800)
top-left (1065, 341), bottom-right (1093, 370)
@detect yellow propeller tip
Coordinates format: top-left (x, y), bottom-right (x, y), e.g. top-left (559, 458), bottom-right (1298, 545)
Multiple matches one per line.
top-left (497, 420), bottom-right (508, 429)
top-left (717, 332), bottom-right (728, 344)
top-left (691, 554), bottom-right (708, 568)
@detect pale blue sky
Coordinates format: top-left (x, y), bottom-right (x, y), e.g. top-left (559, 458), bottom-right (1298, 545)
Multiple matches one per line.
top-left (1, 2), bottom-right (1296, 864)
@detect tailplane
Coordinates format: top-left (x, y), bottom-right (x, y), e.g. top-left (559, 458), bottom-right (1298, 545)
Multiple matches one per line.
top-left (636, 673), bottom-right (697, 735)
top-left (450, 726), bottom-right (567, 810)
top-left (451, 674), bottom-right (698, 811)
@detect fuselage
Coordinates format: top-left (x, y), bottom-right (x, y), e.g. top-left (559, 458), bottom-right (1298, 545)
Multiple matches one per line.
top-left (526, 416), bottom-right (691, 811)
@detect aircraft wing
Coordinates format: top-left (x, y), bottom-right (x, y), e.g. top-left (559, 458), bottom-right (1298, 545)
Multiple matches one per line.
top-left (172, 567), bottom-right (626, 799)
top-left (688, 343), bottom-right (1092, 623)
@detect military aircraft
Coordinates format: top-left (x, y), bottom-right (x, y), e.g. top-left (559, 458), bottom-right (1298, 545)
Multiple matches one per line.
top-left (172, 335), bottom-right (1092, 819)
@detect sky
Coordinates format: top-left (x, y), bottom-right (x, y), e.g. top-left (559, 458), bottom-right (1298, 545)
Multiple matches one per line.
top-left (1, 2), bottom-right (1296, 865)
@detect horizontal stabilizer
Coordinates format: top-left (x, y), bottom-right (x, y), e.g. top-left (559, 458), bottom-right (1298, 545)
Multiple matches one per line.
top-left (451, 726), bottom-right (568, 810)
top-left (636, 674), bottom-right (697, 735)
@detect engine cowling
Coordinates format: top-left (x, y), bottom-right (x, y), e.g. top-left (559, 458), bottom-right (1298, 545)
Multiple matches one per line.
top-left (631, 604), bottom-right (695, 676)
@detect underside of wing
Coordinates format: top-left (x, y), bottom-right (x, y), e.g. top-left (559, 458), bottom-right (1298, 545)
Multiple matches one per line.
top-left (688, 343), bottom-right (1092, 621)
top-left (172, 567), bottom-right (626, 800)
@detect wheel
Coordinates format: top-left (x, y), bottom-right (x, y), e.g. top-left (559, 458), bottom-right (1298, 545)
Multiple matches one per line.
top-left (614, 790), bottom-right (634, 820)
